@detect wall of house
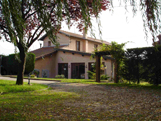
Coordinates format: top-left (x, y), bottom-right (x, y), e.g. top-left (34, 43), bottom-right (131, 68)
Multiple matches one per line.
top-left (61, 37), bottom-right (85, 52)
top-left (43, 33), bottom-right (70, 47)
top-left (43, 32), bottom-right (108, 54)
top-left (87, 41), bottom-right (102, 53)
top-left (34, 53), bottom-right (57, 78)
top-left (56, 51), bottom-right (112, 79)
top-left (34, 50), bottom-right (113, 79)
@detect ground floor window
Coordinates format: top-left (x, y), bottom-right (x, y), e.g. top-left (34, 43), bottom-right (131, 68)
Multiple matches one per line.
top-left (71, 63), bottom-right (85, 79)
top-left (88, 62), bottom-right (95, 72)
top-left (58, 63), bottom-right (68, 78)
top-left (42, 69), bottom-right (49, 78)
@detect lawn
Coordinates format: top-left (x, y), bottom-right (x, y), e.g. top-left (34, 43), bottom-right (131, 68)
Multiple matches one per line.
top-left (0, 79), bottom-right (161, 120)
top-left (0, 80), bottom-right (80, 121)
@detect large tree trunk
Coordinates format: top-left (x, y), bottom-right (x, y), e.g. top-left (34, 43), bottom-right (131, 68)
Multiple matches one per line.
top-left (16, 45), bottom-right (27, 85)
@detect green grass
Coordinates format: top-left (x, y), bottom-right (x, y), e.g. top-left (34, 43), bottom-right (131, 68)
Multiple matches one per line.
top-left (25, 77), bottom-right (161, 89)
top-left (0, 80), bottom-right (80, 121)
top-left (8, 75), bottom-right (161, 89)
top-left (0, 80), bottom-right (48, 94)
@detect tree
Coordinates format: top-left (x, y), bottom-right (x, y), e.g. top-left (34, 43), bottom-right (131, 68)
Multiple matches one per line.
top-left (100, 42), bottom-right (126, 83)
top-left (121, 49), bottom-right (144, 84)
top-left (122, 46), bottom-right (161, 85)
top-left (0, 0), bottom-right (110, 85)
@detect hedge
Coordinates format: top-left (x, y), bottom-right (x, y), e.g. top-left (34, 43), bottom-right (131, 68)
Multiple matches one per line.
top-left (1, 53), bottom-right (35, 75)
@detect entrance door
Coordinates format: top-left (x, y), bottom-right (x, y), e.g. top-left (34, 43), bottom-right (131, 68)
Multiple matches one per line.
top-left (71, 63), bottom-right (85, 79)
top-left (58, 63), bottom-right (68, 78)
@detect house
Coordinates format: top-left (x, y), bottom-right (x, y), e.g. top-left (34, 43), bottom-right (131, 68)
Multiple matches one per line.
top-left (31, 30), bottom-right (114, 79)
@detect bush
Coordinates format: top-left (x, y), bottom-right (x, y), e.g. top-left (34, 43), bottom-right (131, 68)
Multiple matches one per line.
top-left (1, 53), bottom-right (35, 75)
top-left (25, 53), bottom-right (35, 74)
top-left (100, 74), bottom-right (110, 80)
top-left (33, 69), bottom-right (39, 77)
top-left (87, 71), bottom-right (93, 79)
top-left (55, 74), bottom-right (65, 79)
top-left (87, 71), bottom-right (96, 79)
top-left (30, 74), bottom-right (36, 78)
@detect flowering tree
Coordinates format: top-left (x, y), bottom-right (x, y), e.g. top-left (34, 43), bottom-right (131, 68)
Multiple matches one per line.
top-left (0, 0), bottom-right (110, 85)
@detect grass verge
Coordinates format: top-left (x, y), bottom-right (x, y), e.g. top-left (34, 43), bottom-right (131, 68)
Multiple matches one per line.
top-left (24, 77), bottom-right (161, 89)
top-left (0, 80), bottom-right (80, 121)
top-left (0, 80), bottom-right (48, 94)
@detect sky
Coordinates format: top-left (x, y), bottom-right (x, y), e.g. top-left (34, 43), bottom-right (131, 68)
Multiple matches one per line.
top-left (0, 2), bottom-right (154, 55)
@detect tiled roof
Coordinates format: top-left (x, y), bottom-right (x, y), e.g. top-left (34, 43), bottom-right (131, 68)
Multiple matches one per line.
top-left (31, 47), bottom-right (113, 60)
top-left (39, 30), bottom-right (111, 45)
top-left (31, 47), bottom-right (55, 59)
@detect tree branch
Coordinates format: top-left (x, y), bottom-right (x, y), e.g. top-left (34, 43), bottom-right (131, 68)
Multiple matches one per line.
top-left (27, 28), bottom-right (45, 48)
top-left (27, 25), bottom-right (41, 45)
top-left (25, 10), bottom-right (37, 21)
top-left (21, 0), bottom-right (25, 19)
top-left (0, 25), bottom-right (9, 34)
top-left (24, 6), bottom-right (31, 17)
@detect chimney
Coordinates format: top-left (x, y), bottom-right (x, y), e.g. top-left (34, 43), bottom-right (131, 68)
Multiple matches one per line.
top-left (40, 43), bottom-right (42, 48)
top-left (83, 28), bottom-right (87, 39)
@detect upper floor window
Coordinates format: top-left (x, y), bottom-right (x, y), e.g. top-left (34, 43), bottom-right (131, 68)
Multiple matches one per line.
top-left (94, 44), bottom-right (98, 49)
top-left (48, 41), bottom-right (51, 46)
top-left (76, 41), bottom-right (80, 51)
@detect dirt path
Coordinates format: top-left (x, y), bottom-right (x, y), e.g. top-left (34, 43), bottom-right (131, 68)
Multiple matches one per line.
top-left (1, 76), bottom-right (161, 120)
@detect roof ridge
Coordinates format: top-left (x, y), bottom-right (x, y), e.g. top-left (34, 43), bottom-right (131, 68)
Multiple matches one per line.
top-left (39, 30), bottom-right (111, 45)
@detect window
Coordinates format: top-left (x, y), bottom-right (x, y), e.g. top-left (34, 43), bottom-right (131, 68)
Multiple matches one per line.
top-left (76, 41), bottom-right (80, 51)
top-left (48, 41), bottom-right (51, 46)
top-left (58, 63), bottom-right (68, 78)
top-left (94, 44), bottom-right (98, 49)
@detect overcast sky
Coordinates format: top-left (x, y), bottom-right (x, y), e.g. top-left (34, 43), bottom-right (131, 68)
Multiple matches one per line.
top-left (0, 2), bottom-right (154, 55)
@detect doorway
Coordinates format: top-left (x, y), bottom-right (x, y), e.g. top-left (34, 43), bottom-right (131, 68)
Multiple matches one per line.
top-left (71, 63), bottom-right (85, 79)
top-left (58, 63), bottom-right (68, 78)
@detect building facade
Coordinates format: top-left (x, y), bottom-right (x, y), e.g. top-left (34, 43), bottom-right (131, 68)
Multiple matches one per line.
top-left (31, 30), bottom-right (114, 79)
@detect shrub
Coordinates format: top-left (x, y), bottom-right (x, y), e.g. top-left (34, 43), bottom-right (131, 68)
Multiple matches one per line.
top-left (1, 53), bottom-right (35, 75)
top-left (25, 53), bottom-right (35, 74)
top-left (87, 71), bottom-right (94, 79)
top-left (30, 74), bottom-right (36, 78)
top-left (33, 69), bottom-right (39, 77)
top-left (55, 74), bottom-right (65, 79)
top-left (100, 74), bottom-right (110, 80)
top-left (87, 71), bottom-right (96, 79)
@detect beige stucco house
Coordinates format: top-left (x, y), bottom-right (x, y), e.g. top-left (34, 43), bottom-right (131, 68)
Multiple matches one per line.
top-left (31, 30), bottom-right (114, 79)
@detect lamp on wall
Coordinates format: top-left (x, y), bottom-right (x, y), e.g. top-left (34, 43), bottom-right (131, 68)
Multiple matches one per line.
top-left (68, 65), bottom-right (70, 68)
top-left (85, 65), bottom-right (87, 68)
